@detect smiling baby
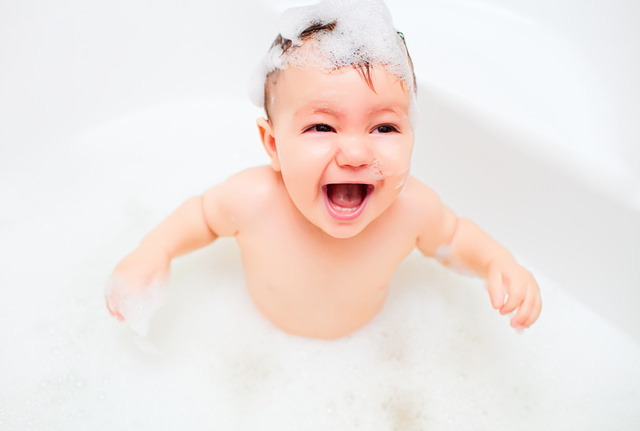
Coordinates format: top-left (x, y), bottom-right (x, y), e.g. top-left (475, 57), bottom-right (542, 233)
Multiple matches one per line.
top-left (105, 0), bottom-right (541, 339)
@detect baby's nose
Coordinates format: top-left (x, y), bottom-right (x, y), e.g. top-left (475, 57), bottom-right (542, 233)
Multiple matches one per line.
top-left (335, 137), bottom-right (373, 168)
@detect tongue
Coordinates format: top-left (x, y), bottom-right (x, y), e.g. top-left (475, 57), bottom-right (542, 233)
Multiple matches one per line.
top-left (327, 184), bottom-right (365, 209)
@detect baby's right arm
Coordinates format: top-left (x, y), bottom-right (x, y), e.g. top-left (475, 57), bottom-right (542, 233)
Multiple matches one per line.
top-left (105, 195), bottom-right (219, 334)
top-left (105, 167), bottom-right (274, 334)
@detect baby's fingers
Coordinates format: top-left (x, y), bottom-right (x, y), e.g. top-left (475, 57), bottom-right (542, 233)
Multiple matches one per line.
top-left (510, 284), bottom-right (541, 329)
top-left (105, 297), bottom-right (125, 321)
top-left (523, 294), bottom-right (542, 327)
top-left (499, 279), bottom-right (526, 316)
top-left (487, 270), bottom-right (507, 309)
top-left (104, 275), bottom-right (126, 322)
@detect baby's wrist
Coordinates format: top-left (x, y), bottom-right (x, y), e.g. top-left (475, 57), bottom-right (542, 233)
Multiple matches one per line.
top-left (487, 252), bottom-right (517, 271)
top-left (137, 238), bottom-right (173, 261)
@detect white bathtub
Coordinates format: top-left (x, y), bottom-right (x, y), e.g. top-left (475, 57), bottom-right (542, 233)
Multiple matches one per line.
top-left (1, 0), bottom-right (639, 429)
top-left (397, 0), bottom-right (640, 342)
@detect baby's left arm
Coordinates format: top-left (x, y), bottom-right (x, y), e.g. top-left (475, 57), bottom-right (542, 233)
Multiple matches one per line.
top-left (413, 183), bottom-right (541, 330)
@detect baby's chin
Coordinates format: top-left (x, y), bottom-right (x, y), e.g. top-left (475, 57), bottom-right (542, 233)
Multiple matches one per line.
top-left (310, 212), bottom-right (376, 240)
top-left (317, 223), bottom-right (369, 240)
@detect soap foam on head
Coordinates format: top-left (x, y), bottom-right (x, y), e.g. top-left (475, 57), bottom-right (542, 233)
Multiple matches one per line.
top-left (249, 0), bottom-right (418, 122)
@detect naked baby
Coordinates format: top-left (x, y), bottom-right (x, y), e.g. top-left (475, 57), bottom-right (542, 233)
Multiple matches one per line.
top-left (106, 0), bottom-right (541, 339)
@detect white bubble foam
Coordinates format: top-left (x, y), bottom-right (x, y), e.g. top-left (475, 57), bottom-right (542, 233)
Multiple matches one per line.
top-left (4, 99), bottom-right (640, 431)
top-left (249, 0), bottom-right (416, 111)
top-left (104, 274), bottom-right (168, 337)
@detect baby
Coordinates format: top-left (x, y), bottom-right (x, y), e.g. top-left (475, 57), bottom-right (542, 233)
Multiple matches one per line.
top-left (106, 0), bottom-right (541, 339)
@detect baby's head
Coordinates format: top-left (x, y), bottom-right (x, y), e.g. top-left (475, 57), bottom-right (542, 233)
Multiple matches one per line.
top-left (251, 0), bottom-right (417, 124)
top-left (252, 0), bottom-right (418, 239)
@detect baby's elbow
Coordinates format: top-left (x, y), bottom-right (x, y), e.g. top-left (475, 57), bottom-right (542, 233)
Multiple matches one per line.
top-left (440, 207), bottom-right (460, 244)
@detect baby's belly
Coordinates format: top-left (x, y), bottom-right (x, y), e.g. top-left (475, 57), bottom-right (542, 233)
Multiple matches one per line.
top-left (234, 222), bottom-right (415, 339)
top-left (243, 269), bottom-right (392, 339)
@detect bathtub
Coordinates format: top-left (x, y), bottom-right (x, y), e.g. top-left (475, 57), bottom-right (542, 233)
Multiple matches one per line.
top-left (1, 0), bottom-right (639, 429)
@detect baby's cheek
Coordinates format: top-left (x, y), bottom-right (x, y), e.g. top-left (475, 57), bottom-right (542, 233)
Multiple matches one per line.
top-left (393, 167), bottom-right (411, 190)
top-left (371, 144), bottom-right (412, 180)
top-left (287, 142), bottom-right (334, 166)
top-left (367, 158), bottom-right (389, 180)
top-left (374, 136), bottom-right (412, 161)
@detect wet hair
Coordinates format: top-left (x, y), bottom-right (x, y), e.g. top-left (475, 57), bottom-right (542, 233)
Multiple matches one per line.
top-left (263, 21), bottom-right (416, 122)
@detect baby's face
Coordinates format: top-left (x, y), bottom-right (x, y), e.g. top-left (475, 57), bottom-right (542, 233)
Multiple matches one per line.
top-left (263, 64), bottom-right (414, 239)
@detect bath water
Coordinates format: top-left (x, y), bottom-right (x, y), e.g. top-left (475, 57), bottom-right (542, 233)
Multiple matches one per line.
top-left (1, 100), bottom-right (638, 430)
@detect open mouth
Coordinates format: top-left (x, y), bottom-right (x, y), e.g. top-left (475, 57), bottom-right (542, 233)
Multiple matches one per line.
top-left (323, 183), bottom-right (374, 221)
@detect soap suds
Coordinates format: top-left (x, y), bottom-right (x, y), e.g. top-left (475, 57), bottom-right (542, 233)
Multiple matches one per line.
top-left (249, 0), bottom-right (417, 120)
top-left (3, 98), bottom-right (640, 431)
top-left (368, 158), bottom-right (392, 180)
top-left (104, 274), bottom-right (168, 337)
top-left (435, 244), bottom-right (476, 276)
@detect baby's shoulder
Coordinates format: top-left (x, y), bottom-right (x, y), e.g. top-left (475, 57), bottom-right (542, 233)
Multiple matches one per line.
top-left (223, 165), bottom-right (279, 192)
top-left (216, 165), bottom-right (281, 209)
top-left (394, 176), bottom-right (458, 251)
top-left (392, 176), bottom-right (450, 229)
top-left (202, 166), bottom-right (281, 236)
top-left (396, 176), bottom-right (444, 213)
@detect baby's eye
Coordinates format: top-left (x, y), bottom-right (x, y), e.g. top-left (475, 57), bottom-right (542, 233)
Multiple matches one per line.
top-left (372, 124), bottom-right (399, 134)
top-left (304, 124), bottom-right (335, 133)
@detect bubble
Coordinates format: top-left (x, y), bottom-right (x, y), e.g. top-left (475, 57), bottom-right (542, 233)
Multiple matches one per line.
top-left (104, 274), bottom-right (168, 336)
top-left (249, 0), bottom-right (416, 113)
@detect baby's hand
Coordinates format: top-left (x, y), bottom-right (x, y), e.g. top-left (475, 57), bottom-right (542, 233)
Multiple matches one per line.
top-left (105, 246), bottom-right (171, 336)
top-left (486, 257), bottom-right (541, 330)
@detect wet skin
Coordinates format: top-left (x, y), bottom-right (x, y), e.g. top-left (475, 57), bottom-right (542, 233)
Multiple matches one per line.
top-left (107, 65), bottom-right (542, 339)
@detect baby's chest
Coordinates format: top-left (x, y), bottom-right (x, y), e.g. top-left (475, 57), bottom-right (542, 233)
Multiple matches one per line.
top-left (237, 222), bottom-right (416, 292)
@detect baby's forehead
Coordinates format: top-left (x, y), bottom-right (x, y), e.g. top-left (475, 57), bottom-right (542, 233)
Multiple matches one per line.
top-left (271, 65), bottom-right (412, 115)
top-left (276, 62), bottom-right (408, 93)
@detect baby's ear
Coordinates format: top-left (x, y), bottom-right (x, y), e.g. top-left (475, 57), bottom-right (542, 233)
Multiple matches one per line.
top-left (257, 118), bottom-right (281, 171)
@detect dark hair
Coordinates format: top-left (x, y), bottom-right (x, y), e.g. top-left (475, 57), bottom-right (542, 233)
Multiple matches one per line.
top-left (264, 21), bottom-right (416, 121)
